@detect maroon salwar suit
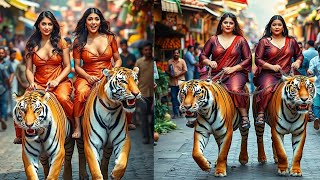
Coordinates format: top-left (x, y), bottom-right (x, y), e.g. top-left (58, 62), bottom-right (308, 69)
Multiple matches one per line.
top-left (253, 37), bottom-right (303, 112)
top-left (200, 36), bottom-right (252, 108)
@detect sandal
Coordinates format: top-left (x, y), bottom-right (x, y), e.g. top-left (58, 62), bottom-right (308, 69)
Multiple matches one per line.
top-left (186, 120), bottom-right (195, 128)
top-left (308, 111), bottom-right (315, 122)
top-left (13, 137), bottom-right (22, 144)
top-left (241, 116), bottom-right (250, 129)
top-left (255, 112), bottom-right (265, 125)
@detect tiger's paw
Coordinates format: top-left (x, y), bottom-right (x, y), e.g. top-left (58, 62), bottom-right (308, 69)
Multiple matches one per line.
top-left (258, 156), bottom-right (267, 164)
top-left (200, 160), bottom-right (211, 172)
top-left (277, 168), bottom-right (289, 176)
top-left (290, 168), bottom-right (302, 177)
top-left (214, 169), bottom-right (227, 177)
top-left (273, 157), bottom-right (278, 164)
top-left (239, 156), bottom-right (248, 165)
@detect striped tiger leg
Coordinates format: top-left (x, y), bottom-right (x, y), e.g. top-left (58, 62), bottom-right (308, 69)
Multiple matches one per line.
top-left (84, 135), bottom-right (104, 179)
top-left (76, 135), bottom-right (89, 179)
top-left (272, 137), bottom-right (278, 163)
top-left (215, 127), bottom-right (233, 177)
top-left (110, 131), bottom-right (131, 180)
top-left (46, 146), bottom-right (65, 180)
top-left (39, 154), bottom-right (49, 178)
top-left (192, 124), bottom-right (211, 172)
top-left (63, 137), bottom-right (75, 180)
top-left (238, 127), bottom-right (249, 165)
top-left (101, 145), bottom-right (113, 179)
top-left (255, 123), bottom-right (267, 163)
top-left (22, 141), bottom-right (41, 180)
top-left (290, 127), bottom-right (306, 177)
top-left (271, 129), bottom-right (288, 175)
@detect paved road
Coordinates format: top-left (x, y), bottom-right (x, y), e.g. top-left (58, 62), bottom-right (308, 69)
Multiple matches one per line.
top-left (155, 115), bottom-right (320, 179)
top-left (0, 119), bottom-right (153, 180)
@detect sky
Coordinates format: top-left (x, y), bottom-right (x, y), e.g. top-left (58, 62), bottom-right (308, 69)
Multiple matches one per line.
top-left (246, 0), bottom-right (279, 33)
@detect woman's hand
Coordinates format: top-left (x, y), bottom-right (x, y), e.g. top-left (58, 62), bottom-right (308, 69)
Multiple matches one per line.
top-left (87, 76), bottom-right (100, 84)
top-left (291, 61), bottom-right (301, 69)
top-left (28, 82), bottom-right (37, 90)
top-left (46, 79), bottom-right (60, 88)
top-left (270, 64), bottom-right (282, 72)
top-left (223, 66), bottom-right (237, 75)
top-left (207, 61), bottom-right (217, 69)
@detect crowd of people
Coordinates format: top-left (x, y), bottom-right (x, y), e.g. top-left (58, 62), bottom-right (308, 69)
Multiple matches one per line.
top-left (166, 13), bottom-right (320, 130)
top-left (0, 8), bottom-right (154, 145)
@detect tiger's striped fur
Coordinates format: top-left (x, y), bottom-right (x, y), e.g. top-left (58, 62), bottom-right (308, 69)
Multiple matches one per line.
top-left (178, 79), bottom-right (250, 177)
top-left (82, 67), bottom-right (140, 180)
top-left (13, 90), bottom-right (75, 180)
top-left (253, 75), bottom-right (316, 176)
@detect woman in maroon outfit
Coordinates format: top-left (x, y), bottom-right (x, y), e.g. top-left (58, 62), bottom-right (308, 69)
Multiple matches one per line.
top-left (200, 13), bottom-right (252, 129)
top-left (254, 15), bottom-right (303, 124)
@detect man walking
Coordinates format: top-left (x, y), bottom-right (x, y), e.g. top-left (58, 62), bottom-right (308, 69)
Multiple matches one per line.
top-left (166, 49), bottom-right (187, 119)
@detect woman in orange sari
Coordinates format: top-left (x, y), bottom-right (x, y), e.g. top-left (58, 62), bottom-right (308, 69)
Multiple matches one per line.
top-left (25, 11), bottom-right (73, 123)
top-left (72, 8), bottom-right (122, 138)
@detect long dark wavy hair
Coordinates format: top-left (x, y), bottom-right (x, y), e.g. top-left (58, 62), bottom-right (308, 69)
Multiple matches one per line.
top-left (73, 8), bottom-right (115, 51)
top-left (25, 11), bottom-right (61, 58)
top-left (216, 13), bottom-right (243, 36)
top-left (262, 15), bottom-right (289, 39)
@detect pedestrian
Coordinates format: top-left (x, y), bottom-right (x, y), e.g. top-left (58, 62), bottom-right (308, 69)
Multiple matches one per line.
top-left (0, 46), bottom-right (9, 131)
top-left (184, 45), bottom-right (197, 80)
top-left (135, 42), bottom-right (154, 144)
top-left (25, 11), bottom-right (74, 133)
top-left (200, 12), bottom-right (252, 129)
top-left (120, 39), bottom-right (137, 69)
top-left (307, 46), bottom-right (320, 130)
top-left (120, 38), bottom-right (137, 130)
top-left (194, 43), bottom-right (201, 79)
top-left (253, 15), bottom-right (303, 124)
top-left (166, 49), bottom-right (187, 120)
top-left (73, 8), bottom-right (122, 138)
top-left (0, 47), bottom-right (14, 122)
top-left (297, 40), bottom-right (318, 76)
top-left (6, 49), bottom-right (20, 116)
top-left (13, 51), bottom-right (28, 144)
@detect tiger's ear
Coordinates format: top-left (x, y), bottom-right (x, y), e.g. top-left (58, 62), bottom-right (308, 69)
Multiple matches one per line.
top-left (282, 74), bottom-right (294, 82)
top-left (42, 92), bottom-right (51, 103)
top-left (102, 68), bottom-right (114, 78)
top-left (12, 93), bottom-right (24, 102)
top-left (178, 80), bottom-right (186, 88)
top-left (308, 76), bottom-right (317, 83)
top-left (132, 67), bottom-right (139, 74)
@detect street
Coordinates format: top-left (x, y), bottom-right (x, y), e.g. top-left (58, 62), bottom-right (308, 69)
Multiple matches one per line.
top-left (155, 112), bottom-right (320, 179)
top-left (0, 119), bottom-right (153, 180)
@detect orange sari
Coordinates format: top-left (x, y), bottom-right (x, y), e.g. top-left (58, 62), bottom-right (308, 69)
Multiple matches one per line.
top-left (31, 39), bottom-right (73, 119)
top-left (73, 35), bottom-right (117, 118)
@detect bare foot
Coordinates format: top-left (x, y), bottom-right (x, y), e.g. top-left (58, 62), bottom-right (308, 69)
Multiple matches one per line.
top-left (72, 126), bottom-right (81, 139)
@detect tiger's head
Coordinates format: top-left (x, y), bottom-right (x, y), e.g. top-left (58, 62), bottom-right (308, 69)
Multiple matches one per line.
top-left (103, 67), bottom-right (141, 112)
top-left (178, 79), bottom-right (214, 120)
top-left (282, 75), bottom-right (316, 113)
top-left (13, 91), bottom-right (52, 138)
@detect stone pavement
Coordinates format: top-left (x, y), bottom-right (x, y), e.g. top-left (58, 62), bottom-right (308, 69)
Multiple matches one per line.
top-left (0, 119), bottom-right (153, 180)
top-left (155, 115), bottom-right (320, 179)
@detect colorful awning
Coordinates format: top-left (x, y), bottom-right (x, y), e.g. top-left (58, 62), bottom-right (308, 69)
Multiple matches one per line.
top-left (0, 0), bottom-right (11, 8)
top-left (228, 0), bottom-right (248, 4)
top-left (161, 0), bottom-right (181, 13)
top-left (7, 0), bottom-right (28, 11)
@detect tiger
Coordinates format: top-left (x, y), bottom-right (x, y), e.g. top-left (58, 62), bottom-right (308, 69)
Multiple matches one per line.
top-left (12, 90), bottom-right (86, 180)
top-left (253, 75), bottom-right (316, 176)
top-left (178, 79), bottom-right (250, 177)
top-left (82, 67), bottom-right (141, 180)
